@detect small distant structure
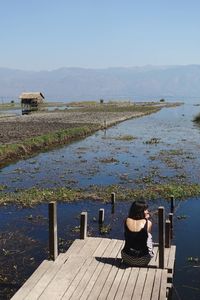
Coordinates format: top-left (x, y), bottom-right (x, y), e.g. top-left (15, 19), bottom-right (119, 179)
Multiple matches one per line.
top-left (19, 92), bottom-right (45, 115)
top-left (100, 99), bottom-right (104, 104)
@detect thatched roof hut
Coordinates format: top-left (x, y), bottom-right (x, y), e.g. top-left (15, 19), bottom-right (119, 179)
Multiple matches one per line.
top-left (20, 92), bottom-right (45, 106)
top-left (20, 92), bottom-right (45, 114)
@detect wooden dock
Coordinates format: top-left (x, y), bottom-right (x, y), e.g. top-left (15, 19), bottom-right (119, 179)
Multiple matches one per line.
top-left (11, 237), bottom-right (176, 300)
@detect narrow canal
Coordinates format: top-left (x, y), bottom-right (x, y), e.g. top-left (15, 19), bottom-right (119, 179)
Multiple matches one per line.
top-left (0, 102), bottom-right (200, 299)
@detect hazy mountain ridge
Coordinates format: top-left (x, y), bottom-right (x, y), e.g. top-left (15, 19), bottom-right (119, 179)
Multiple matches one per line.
top-left (1, 65), bottom-right (200, 101)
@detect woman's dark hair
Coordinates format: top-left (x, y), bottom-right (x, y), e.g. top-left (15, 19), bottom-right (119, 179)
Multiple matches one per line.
top-left (128, 200), bottom-right (148, 220)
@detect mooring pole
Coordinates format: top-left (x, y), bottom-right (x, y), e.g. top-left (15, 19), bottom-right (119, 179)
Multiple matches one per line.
top-left (49, 201), bottom-right (58, 261)
top-left (80, 212), bottom-right (88, 239)
top-left (99, 208), bottom-right (105, 224)
top-left (169, 212), bottom-right (174, 239)
top-left (111, 192), bottom-right (115, 214)
top-left (170, 195), bottom-right (175, 213)
top-left (165, 219), bottom-right (171, 248)
top-left (158, 206), bottom-right (165, 269)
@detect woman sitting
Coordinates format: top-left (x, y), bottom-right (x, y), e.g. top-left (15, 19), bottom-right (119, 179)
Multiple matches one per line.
top-left (121, 200), bottom-right (154, 267)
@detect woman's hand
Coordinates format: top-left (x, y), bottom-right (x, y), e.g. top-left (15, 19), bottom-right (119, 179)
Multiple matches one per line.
top-left (144, 209), bottom-right (150, 219)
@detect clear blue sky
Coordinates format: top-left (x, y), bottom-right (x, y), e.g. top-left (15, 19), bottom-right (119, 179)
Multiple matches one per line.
top-left (1, 0), bottom-right (200, 71)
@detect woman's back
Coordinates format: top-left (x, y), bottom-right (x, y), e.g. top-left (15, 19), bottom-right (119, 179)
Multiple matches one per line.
top-left (124, 218), bottom-right (149, 256)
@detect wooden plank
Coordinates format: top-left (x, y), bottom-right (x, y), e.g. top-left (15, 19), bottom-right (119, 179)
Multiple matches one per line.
top-left (122, 267), bottom-right (139, 299)
top-left (69, 240), bottom-right (111, 300)
top-left (114, 267), bottom-right (131, 300)
top-left (102, 239), bottom-right (118, 257)
top-left (38, 256), bottom-right (85, 300)
top-left (63, 239), bottom-right (114, 299)
top-left (62, 257), bottom-right (94, 300)
top-left (55, 239), bottom-right (86, 263)
top-left (106, 265), bottom-right (126, 300)
top-left (92, 238), bottom-right (111, 257)
top-left (167, 245), bottom-right (176, 272)
top-left (98, 260), bottom-right (122, 300)
top-left (66, 258), bottom-right (98, 300)
top-left (159, 270), bottom-right (168, 300)
top-left (141, 268), bottom-right (156, 300)
top-left (76, 237), bottom-right (103, 257)
top-left (77, 261), bottom-right (105, 300)
top-left (149, 247), bottom-right (158, 267)
top-left (11, 260), bottom-right (53, 300)
top-left (151, 269), bottom-right (162, 300)
top-left (164, 247), bottom-right (169, 269)
top-left (25, 262), bottom-right (64, 300)
top-left (110, 239), bottom-right (124, 258)
top-left (87, 263), bottom-right (113, 300)
top-left (86, 240), bottom-right (122, 300)
top-left (132, 268), bottom-right (147, 300)
top-left (117, 241), bottom-right (124, 258)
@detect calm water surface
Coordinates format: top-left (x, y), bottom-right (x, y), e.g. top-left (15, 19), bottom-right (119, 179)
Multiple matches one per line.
top-left (0, 102), bottom-right (200, 299)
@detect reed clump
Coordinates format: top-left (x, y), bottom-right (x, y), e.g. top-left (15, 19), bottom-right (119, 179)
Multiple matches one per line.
top-left (193, 112), bottom-right (200, 123)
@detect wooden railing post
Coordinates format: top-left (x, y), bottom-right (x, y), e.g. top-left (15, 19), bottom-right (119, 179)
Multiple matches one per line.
top-left (158, 206), bottom-right (165, 269)
top-left (165, 219), bottom-right (171, 248)
top-left (170, 195), bottom-right (175, 213)
top-left (169, 213), bottom-right (173, 239)
top-left (80, 212), bottom-right (87, 239)
top-left (111, 192), bottom-right (115, 214)
top-left (99, 208), bottom-right (105, 224)
top-left (49, 201), bottom-right (58, 261)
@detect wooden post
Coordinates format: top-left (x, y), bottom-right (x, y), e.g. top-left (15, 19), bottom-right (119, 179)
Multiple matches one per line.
top-left (169, 213), bottom-right (173, 239)
top-left (111, 192), bottom-right (115, 205)
top-left (165, 219), bottom-right (171, 248)
top-left (80, 212), bottom-right (87, 239)
top-left (49, 201), bottom-right (58, 261)
top-left (158, 206), bottom-right (165, 269)
top-left (99, 208), bottom-right (105, 224)
top-left (170, 195), bottom-right (175, 213)
top-left (111, 192), bottom-right (115, 214)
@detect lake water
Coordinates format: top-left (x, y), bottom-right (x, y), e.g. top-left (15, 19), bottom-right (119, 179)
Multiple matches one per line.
top-left (0, 102), bottom-right (200, 299)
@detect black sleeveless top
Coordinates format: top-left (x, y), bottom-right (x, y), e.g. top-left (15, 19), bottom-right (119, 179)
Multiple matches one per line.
top-left (123, 218), bottom-right (149, 257)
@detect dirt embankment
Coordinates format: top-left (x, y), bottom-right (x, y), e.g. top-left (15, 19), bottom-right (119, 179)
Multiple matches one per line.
top-left (0, 110), bottom-right (145, 144)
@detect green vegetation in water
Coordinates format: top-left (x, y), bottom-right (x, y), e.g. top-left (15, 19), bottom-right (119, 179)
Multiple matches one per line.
top-left (187, 257), bottom-right (200, 264)
top-left (102, 135), bottom-right (136, 141)
top-left (177, 215), bottom-right (187, 220)
top-left (99, 157), bottom-right (119, 164)
top-left (99, 224), bottom-right (111, 234)
top-left (0, 185), bottom-right (7, 191)
top-left (149, 148), bottom-right (194, 171)
top-left (71, 226), bottom-right (81, 233)
top-left (1, 183), bottom-right (200, 207)
top-left (144, 137), bottom-right (161, 144)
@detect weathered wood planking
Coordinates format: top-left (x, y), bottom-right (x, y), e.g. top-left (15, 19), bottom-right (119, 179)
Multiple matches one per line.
top-left (11, 237), bottom-right (176, 300)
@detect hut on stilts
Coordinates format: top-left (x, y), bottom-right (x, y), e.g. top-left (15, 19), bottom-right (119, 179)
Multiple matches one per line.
top-left (19, 92), bottom-right (45, 114)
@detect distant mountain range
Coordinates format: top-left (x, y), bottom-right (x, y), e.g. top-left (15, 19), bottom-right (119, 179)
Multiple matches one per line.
top-left (1, 65), bottom-right (200, 102)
